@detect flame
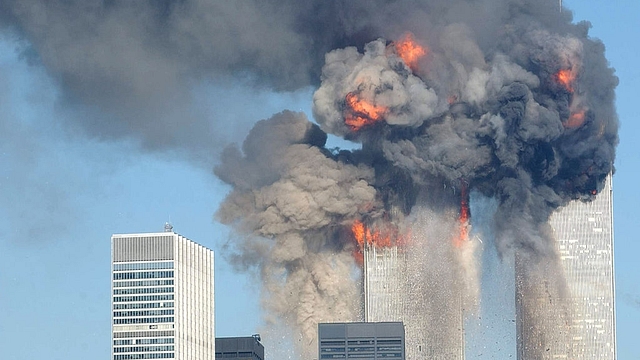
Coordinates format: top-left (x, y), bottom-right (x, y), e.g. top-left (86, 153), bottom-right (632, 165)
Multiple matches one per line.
top-left (394, 33), bottom-right (427, 72)
top-left (555, 67), bottom-right (589, 129)
top-left (344, 92), bottom-right (387, 131)
top-left (555, 68), bottom-right (576, 93)
top-left (454, 182), bottom-right (470, 248)
top-left (351, 219), bottom-right (394, 248)
top-left (350, 219), bottom-right (408, 264)
top-left (565, 109), bottom-right (586, 128)
top-left (352, 220), bottom-right (367, 248)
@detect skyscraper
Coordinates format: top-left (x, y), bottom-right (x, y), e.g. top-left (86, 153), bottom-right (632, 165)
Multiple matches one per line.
top-left (111, 224), bottom-right (215, 360)
top-left (363, 244), bottom-right (464, 359)
top-left (516, 175), bottom-right (616, 359)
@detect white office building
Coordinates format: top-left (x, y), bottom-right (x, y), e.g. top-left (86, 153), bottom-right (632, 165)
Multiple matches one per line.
top-left (111, 224), bottom-right (215, 360)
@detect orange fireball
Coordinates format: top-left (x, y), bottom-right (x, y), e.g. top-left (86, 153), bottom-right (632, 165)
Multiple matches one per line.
top-left (564, 109), bottom-right (586, 128)
top-left (555, 68), bottom-right (576, 93)
top-left (344, 92), bottom-right (387, 131)
top-left (394, 33), bottom-right (427, 72)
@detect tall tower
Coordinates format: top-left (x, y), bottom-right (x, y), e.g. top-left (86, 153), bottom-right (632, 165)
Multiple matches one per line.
top-left (111, 225), bottom-right (215, 360)
top-left (363, 244), bottom-right (464, 359)
top-left (516, 174), bottom-right (616, 359)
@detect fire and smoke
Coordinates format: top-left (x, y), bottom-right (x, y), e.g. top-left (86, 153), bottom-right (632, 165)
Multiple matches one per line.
top-left (0, 0), bottom-right (617, 358)
top-left (215, 0), bottom-right (617, 356)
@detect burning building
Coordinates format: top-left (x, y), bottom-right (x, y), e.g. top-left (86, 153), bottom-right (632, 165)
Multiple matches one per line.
top-left (0, 0), bottom-right (619, 358)
top-left (357, 182), bottom-right (472, 359)
top-left (361, 218), bottom-right (468, 359)
top-left (516, 174), bottom-right (616, 359)
top-left (213, 1), bottom-right (618, 359)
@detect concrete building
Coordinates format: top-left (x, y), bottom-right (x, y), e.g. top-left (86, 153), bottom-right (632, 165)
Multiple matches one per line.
top-left (516, 175), bottom-right (616, 359)
top-left (111, 224), bottom-right (215, 360)
top-left (318, 322), bottom-right (405, 360)
top-left (215, 335), bottom-right (265, 360)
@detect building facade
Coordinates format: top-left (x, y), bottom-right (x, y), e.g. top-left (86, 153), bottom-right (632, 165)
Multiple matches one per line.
top-left (516, 175), bottom-right (616, 359)
top-left (363, 245), bottom-right (464, 359)
top-left (111, 225), bottom-right (215, 360)
top-left (215, 336), bottom-right (265, 360)
top-left (318, 322), bottom-right (405, 360)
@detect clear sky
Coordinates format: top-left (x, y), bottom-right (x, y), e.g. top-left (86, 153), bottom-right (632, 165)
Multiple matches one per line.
top-left (0, 0), bottom-right (638, 359)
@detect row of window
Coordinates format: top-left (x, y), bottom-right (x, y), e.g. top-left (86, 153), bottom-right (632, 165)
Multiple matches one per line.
top-left (321, 340), bottom-right (401, 346)
top-left (376, 346), bottom-right (402, 352)
top-left (113, 330), bottom-right (175, 338)
top-left (114, 317), bottom-right (174, 325)
top-left (320, 355), bottom-right (401, 359)
top-left (322, 341), bottom-right (347, 346)
top-left (114, 345), bottom-right (174, 353)
top-left (114, 353), bottom-right (174, 360)
top-left (114, 338), bottom-right (174, 345)
top-left (114, 287), bottom-right (174, 295)
top-left (114, 295), bottom-right (174, 303)
top-left (114, 310), bottom-right (174, 317)
top-left (114, 302), bottom-right (174, 310)
top-left (216, 352), bottom-right (255, 358)
top-left (355, 340), bottom-right (401, 345)
top-left (113, 262), bottom-right (174, 271)
top-left (114, 280), bottom-right (174, 288)
top-left (114, 271), bottom-right (174, 280)
top-left (322, 347), bottom-right (402, 353)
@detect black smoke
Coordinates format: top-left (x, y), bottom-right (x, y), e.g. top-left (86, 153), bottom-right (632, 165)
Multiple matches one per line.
top-left (212, 0), bottom-right (616, 357)
top-left (0, 0), bottom-right (618, 358)
top-left (0, 0), bottom-right (604, 154)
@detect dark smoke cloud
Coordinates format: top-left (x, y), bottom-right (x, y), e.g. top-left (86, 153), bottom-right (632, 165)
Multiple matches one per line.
top-left (0, 0), bottom-right (584, 156)
top-left (211, 0), bottom-right (617, 357)
top-left (216, 111), bottom-right (373, 357)
top-left (0, 0), bottom-right (618, 357)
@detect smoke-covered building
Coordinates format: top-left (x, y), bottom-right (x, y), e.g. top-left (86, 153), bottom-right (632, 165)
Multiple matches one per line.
top-left (211, 2), bottom-right (619, 358)
top-left (318, 322), bottom-right (405, 359)
top-left (364, 247), bottom-right (406, 323)
top-left (111, 224), bottom-right (215, 360)
top-left (363, 244), bottom-right (465, 360)
top-left (516, 174), bottom-right (616, 359)
top-left (215, 336), bottom-right (265, 360)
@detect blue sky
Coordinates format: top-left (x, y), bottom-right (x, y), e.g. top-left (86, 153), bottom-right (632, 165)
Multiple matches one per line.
top-left (0, 0), bottom-right (639, 359)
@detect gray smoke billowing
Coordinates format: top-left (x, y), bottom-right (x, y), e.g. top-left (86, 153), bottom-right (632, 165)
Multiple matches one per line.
top-left (0, 0), bottom-right (598, 155)
top-left (216, 111), bottom-right (373, 357)
top-left (212, 0), bottom-right (617, 358)
top-left (0, 0), bottom-right (617, 357)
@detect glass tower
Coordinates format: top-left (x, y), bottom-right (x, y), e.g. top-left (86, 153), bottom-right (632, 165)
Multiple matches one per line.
top-left (111, 225), bottom-right (215, 360)
top-left (516, 175), bottom-right (616, 359)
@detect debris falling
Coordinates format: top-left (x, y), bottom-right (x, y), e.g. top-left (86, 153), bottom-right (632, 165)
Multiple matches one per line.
top-left (211, 0), bottom-right (617, 358)
top-left (0, 0), bottom-right (618, 358)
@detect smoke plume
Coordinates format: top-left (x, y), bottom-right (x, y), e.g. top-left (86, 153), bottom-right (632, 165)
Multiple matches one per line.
top-left (0, 0), bottom-right (612, 154)
top-left (0, 0), bottom-right (617, 358)
top-left (212, 0), bottom-right (617, 357)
